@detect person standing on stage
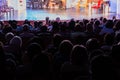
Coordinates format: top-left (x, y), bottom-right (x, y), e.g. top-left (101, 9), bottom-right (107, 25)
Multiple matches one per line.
top-left (31, 0), bottom-right (41, 9)
top-left (44, 0), bottom-right (50, 8)
top-left (103, 0), bottom-right (110, 13)
top-left (38, 0), bottom-right (43, 9)
top-left (54, 0), bottom-right (63, 9)
top-left (31, 0), bottom-right (35, 8)
top-left (104, 0), bottom-right (110, 6)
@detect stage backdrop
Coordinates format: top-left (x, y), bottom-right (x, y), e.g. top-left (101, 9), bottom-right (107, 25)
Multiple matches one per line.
top-left (7, 0), bottom-right (26, 20)
top-left (117, 0), bottom-right (120, 14)
top-left (7, 0), bottom-right (26, 10)
top-left (109, 0), bottom-right (117, 13)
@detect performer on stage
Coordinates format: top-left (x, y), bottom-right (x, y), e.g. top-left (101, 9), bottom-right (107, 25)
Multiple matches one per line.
top-left (103, 0), bottom-right (110, 6)
top-left (38, 0), bottom-right (43, 9)
top-left (31, 0), bottom-right (43, 9)
top-left (103, 0), bottom-right (110, 13)
top-left (53, 0), bottom-right (63, 9)
top-left (58, 0), bottom-right (63, 9)
top-left (44, 0), bottom-right (50, 8)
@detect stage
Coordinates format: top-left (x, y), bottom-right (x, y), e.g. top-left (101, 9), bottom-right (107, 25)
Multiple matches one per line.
top-left (0, 8), bottom-right (119, 21)
top-left (1, 0), bottom-right (120, 21)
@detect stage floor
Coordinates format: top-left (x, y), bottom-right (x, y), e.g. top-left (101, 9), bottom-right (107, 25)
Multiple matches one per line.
top-left (0, 8), bottom-right (119, 21)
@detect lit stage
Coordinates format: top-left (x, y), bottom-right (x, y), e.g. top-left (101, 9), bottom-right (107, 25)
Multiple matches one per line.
top-left (0, 0), bottom-right (120, 21)
top-left (0, 8), bottom-right (119, 21)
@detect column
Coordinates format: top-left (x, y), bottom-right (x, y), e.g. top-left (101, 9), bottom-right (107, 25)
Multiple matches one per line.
top-left (18, 0), bottom-right (27, 20)
top-left (117, 0), bottom-right (120, 14)
top-left (109, 0), bottom-right (117, 13)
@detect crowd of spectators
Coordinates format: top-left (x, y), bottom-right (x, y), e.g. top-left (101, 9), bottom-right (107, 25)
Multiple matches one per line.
top-left (0, 16), bottom-right (118, 80)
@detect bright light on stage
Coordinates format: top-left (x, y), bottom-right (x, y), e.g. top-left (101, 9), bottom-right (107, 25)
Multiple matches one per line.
top-left (0, 0), bottom-right (119, 20)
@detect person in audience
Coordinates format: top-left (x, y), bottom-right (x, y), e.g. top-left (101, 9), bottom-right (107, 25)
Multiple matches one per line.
top-left (101, 33), bottom-right (114, 55)
top-left (85, 23), bottom-right (94, 35)
top-left (89, 49), bottom-right (104, 62)
top-left (59, 22), bottom-right (70, 40)
top-left (23, 19), bottom-right (33, 30)
top-left (0, 21), bottom-right (4, 31)
top-left (112, 44), bottom-right (120, 80)
top-left (0, 16), bottom-right (118, 80)
top-left (99, 20), bottom-right (114, 35)
top-left (5, 32), bottom-right (14, 45)
top-left (114, 33), bottom-right (120, 44)
top-left (61, 45), bottom-right (90, 80)
top-left (2, 24), bottom-right (13, 34)
top-left (86, 38), bottom-right (100, 52)
top-left (68, 18), bottom-right (75, 31)
top-left (113, 20), bottom-right (120, 36)
top-left (53, 40), bottom-right (73, 80)
top-left (4, 36), bottom-right (22, 64)
top-left (0, 41), bottom-right (16, 80)
top-left (47, 33), bottom-right (63, 55)
top-left (37, 25), bottom-right (52, 50)
top-left (45, 17), bottom-right (50, 26)
top-left (91, 55), bottom-right (112, 80)
top-left (0, 21), bottom-right (5, 43)
top-left (32, 53), bottom-right (52, 80)
top-left (52, 21), bottom-right (60, 34)
top-left (93, 20), bottom-right (101, 35)
top-left (20, 24), bottom-right (34, 50)
top-left (47, 21), bottom-right (53, 32)
top-left (71, 24), bottom-right (86, 45)
top-left (15, 42), bottom-right (42, 80)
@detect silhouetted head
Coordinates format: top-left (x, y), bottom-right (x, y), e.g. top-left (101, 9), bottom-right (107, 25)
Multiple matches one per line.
top-left (10, 36), bottom-right (22, 47)
top-left (59, 40), bottom-right (73, 57)
top-left (86, 23), bottom-right (93, 32)
top-left (86, 38), bottom-right (99, 52)
top-left (74, 24), bottom-right (83, 32)
top-left (22, 24), bottom-right (30, 32)
top-left (70, 45), bottom-right (88, 65)
top-left (94, 20), bottom-right (100, 26)
top-left (27, 43), bottom-right (42, 61)
top-left (5, 32), bottom-right (14, 44)
top-left (113, 20), bottom-right (120, 31)
top-left (105, 20), bottom-right (114, 28)
top-left (102, 18), bottom-right (107, 24)
top-left (40, 26), bottom-right (47, 32)
top-left (53, 34), bottom-right (63, 47)
top-left (103, 33), bottom-right (114, 45)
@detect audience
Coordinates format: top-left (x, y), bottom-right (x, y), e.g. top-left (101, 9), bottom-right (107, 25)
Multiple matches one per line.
top-left (0, 16), bottom-right (117, 80)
